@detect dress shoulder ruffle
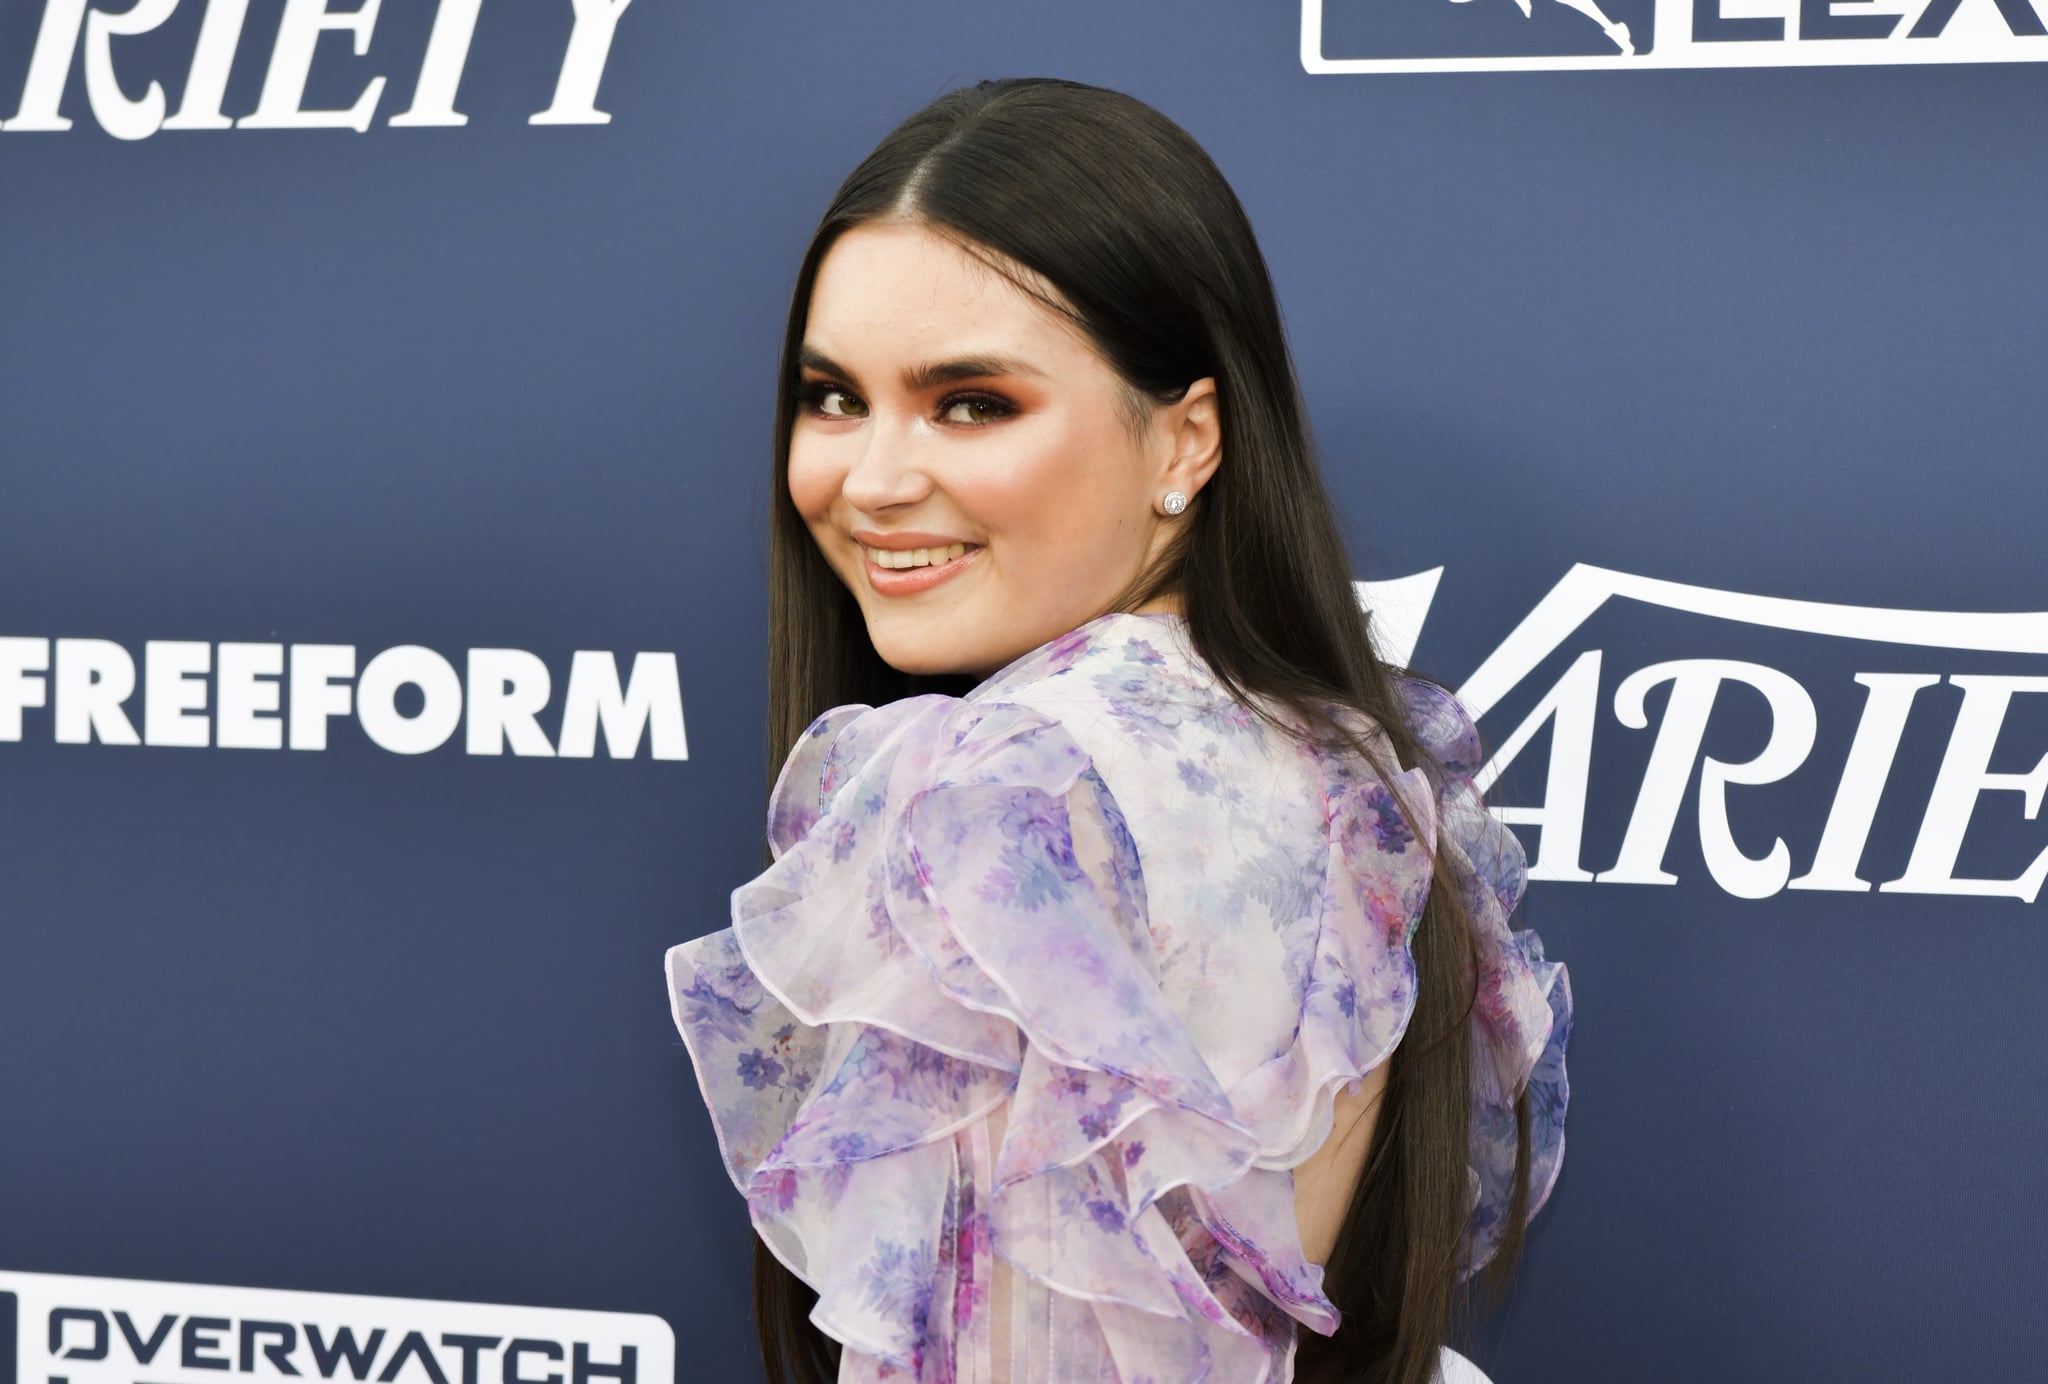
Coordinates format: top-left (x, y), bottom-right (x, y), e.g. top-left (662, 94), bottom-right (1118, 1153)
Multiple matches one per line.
top-left (667, 633), bottom-right (1569, 1381)
top-left (1391, 677), bottom-right (1572, 1277)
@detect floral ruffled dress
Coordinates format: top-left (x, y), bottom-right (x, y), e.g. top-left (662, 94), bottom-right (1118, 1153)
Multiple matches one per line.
top-left (667, 611), bottom-right (1571, 1383)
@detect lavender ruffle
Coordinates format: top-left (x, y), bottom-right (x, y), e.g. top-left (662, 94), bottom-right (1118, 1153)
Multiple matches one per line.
top-left (667, 612), bottom-right (1570, 1382)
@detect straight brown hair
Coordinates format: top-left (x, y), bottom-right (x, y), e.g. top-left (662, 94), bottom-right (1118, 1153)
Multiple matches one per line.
top-left (753, 77), bottom-right (1533, 1384)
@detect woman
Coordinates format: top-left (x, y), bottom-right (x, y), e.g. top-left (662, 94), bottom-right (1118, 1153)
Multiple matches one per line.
top-left (667, 78), bottom-right (1571, 1384)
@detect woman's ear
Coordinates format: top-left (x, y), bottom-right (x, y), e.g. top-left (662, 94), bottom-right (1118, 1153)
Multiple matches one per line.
top-left (1160, 377), bottom-right (1223, 503)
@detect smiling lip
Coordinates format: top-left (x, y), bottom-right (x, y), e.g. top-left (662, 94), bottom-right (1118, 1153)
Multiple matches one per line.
top-left (858, 538), bottom-right (983, 596)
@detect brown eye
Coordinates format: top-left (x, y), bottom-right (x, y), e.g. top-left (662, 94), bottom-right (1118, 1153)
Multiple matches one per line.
top-left (941, 394), bottom-right (1013, 426)
top-left (816, 388), bottom-right (867, 418)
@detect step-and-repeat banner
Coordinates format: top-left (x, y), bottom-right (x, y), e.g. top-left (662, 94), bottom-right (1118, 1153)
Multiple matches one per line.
top-left (4, 3), bottom-right (2043, 1380)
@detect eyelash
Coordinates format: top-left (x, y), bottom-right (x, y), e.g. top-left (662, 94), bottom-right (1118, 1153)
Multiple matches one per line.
top-left (797, 380), bottom-right (1017, 427)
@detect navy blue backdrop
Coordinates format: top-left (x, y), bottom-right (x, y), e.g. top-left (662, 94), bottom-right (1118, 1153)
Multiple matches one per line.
top-left (4, 2), bottom-right (2045, 1380)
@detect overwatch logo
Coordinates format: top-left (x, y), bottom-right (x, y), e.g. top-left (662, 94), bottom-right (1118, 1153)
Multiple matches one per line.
top-left (1303, 0), bottom-right (2048, 70)
top-left (0, 1269), bottom-right (673, 1384)
top-left (1360, 566), bottom-right (2048, 904)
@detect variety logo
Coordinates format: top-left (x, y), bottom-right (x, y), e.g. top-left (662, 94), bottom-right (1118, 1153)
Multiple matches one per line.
top-left (1303, 0), bottom-right (2048, 70)
top-left (0, 0), bottom-right (631, 140)
top-left (0, 1270), bottom-right (673, 1384)
top-left (1359, 565), bottom-right (2048, 902)
top-left (0, 638), bottom-right (687, 760)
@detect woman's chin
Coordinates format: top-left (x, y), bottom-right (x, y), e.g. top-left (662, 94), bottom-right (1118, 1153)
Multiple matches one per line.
top-left (866, 618), bottom-right (1012, 682)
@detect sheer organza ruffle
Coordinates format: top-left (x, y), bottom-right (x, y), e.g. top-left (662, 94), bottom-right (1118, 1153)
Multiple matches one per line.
top-left (667, 615), bottom-right (1569, 1381)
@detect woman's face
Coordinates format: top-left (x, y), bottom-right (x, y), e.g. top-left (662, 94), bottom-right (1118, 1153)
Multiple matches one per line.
top-left (787, 220), bottom-right (1220, 679)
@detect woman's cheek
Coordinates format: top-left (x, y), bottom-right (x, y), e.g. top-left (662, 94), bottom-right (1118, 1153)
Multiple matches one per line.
top-left (957, 444), bottom-right (1067, 539)
top-left (785, 441), bottom-right (841, 522)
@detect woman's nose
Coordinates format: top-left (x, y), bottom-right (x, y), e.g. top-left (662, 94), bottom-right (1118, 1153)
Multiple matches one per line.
top-left (839, 414), bottom-right (935, 511)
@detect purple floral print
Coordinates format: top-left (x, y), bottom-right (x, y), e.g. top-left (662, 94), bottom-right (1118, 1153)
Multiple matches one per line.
top-left (736, 1048), bottom-right (784, 1089)
top-left (666, 610), bottom-right (1571, 1382)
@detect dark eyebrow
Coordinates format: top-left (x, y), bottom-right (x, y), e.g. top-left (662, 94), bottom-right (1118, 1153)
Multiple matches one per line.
top-left (798, 347), bottom-right (854, 381)
top-left (797, 346), bottom-right (1042, 393)
top-left (901, 354), bottom-right (1043, 392)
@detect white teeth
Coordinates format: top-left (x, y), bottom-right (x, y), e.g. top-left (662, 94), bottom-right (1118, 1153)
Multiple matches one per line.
top-left (867, 541), bottom-right (968, 570)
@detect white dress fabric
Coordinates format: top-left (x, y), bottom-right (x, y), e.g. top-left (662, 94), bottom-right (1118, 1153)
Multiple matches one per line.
top-left (1438, 1346), bottom-right (1494, 1384)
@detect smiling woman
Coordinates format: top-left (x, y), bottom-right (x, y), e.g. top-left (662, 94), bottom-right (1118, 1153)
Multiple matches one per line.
top-left (664, 78), bottom-right (1571, 1384)
top-left (785, 221), bottom-right (1222, 680)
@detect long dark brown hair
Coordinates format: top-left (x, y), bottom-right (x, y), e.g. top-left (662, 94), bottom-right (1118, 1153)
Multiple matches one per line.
top-left (754, 77), bottom-right (1532, 1384)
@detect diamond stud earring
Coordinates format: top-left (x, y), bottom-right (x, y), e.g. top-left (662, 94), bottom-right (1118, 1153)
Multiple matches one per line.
top-left (1162, 490), bottom-right (1188, 515)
